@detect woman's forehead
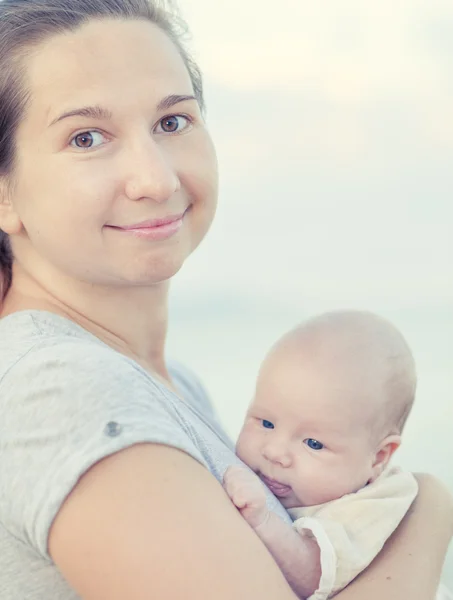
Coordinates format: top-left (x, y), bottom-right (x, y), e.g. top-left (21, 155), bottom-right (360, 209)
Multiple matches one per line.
top-left (22, 19), bottom-right (193, 127)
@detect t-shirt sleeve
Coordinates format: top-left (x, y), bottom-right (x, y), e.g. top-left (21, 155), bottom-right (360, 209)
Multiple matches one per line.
top-left (0, 340), bottom-right (206, 559)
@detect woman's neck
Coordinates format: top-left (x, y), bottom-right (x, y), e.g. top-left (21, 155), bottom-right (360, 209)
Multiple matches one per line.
top-left (3, 264), bottom-right (172, 383)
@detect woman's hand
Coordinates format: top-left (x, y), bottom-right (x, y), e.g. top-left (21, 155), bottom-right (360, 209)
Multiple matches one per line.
top-left (335, 473), bottom-right (453, 600)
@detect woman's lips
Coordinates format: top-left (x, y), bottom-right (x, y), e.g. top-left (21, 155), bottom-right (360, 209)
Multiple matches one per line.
top-left (260, 475), bottom-right (292, 497)
top-left (107, 211), bottom-right (187, 241)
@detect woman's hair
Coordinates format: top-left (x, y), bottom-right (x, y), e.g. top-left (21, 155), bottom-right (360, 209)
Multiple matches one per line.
top-left (0, 0), bottom-right (204, 301)
top-left (0, 231), bottom-right (13, 300)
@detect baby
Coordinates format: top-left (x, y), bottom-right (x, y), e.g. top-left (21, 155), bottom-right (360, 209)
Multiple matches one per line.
top-left (224, 310), bottom-right (451, 600)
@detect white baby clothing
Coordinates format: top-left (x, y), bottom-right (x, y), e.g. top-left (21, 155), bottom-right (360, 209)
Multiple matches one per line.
top-left (289, 467), bottom-right (419, 599)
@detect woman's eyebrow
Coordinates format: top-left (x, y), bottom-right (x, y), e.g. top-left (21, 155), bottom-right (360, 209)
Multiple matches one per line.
top-left (48, 105), bottom-right (112, 127)
top-left (48, 94), bottom-right (197, 128)
top-left (156, 94), bottom-right (197, 111)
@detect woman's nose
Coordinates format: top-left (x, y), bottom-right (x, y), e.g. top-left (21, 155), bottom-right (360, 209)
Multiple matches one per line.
top-left (262, 440), bottom-right (292, 468)
top-left (123, 138), bottom-right (180, 203)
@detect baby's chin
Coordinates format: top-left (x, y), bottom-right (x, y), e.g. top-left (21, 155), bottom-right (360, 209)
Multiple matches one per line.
top-left (280, 490), bottom-right (331, 509)
top-left (278, 492), bottom-right (305, 509)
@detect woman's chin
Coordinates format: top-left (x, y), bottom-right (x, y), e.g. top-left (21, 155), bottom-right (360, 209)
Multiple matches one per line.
top-left (120, 246), bottom-right (193, 287)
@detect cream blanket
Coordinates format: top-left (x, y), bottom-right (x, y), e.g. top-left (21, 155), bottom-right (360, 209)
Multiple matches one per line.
top-left (289, 467), bottom-right (424, 599)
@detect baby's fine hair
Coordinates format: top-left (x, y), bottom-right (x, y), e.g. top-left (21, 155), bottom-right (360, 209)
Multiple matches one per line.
top-left (285, 310), bottom-right (417, 436)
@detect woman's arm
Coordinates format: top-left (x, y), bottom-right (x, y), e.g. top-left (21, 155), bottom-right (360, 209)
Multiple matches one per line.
top-left (49, 443), bottom-right (299, 600)
top-left (334, 473), bottom-right (453, 600)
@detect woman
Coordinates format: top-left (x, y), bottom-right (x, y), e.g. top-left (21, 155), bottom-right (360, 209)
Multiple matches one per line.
top-left (0, 1), bottom-right (451, 598)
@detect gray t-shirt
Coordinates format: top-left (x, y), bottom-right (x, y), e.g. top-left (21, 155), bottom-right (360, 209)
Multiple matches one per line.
top-left (0, 310), bottom-right (290, 599)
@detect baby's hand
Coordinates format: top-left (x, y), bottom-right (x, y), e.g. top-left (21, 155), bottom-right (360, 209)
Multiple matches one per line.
top-left (223, 465), bottom-right (269, 529)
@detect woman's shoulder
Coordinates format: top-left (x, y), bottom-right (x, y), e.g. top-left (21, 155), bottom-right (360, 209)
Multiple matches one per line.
top-left (0, 311), bottom-right (159, 400)
top-left (0, 308), bottom-right (95, 340)
top-left (0, 310), bottom-right (217, 427)
top-left (0, 312), bottom-right (211, 561)
top-left (0, 310), bottom-right (221, 439)
top-left (0, 309), bottom-right (106, 355)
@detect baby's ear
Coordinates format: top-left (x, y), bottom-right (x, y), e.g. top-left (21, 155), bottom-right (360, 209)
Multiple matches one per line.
top-left (369, 434), bottom-right (401, 483)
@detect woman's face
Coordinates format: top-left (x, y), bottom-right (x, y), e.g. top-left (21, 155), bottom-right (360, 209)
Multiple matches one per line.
top-left (5, 18), bottom-right (218, 287)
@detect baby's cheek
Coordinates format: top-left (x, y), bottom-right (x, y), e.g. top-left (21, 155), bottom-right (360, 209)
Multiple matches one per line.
top-left (235, 434), bottom-right (248, 460)
top-left (235, 429), bottom-right (256, 466)
top-left (316, 463), bottom-right (368, 502)
top-left (294, 463), bottom-right (347, 506)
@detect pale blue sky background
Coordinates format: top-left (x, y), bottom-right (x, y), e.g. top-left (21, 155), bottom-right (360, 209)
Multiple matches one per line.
top-left (167, 0), bottom-right (453, 585)
top-left (173, 0), bottom-right (452, 310)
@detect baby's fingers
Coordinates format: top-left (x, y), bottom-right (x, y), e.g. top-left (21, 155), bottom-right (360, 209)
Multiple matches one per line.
top-left (223, 465), bottom-right (250, 492)
top-left (223, 465), bottom-right (251, 482)
top-left (223, 467), bottom-right (248, 505)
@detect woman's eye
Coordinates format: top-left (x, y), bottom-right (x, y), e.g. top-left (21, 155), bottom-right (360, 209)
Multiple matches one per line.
top-left (155, 115), bottom-right (192, 134)
top-left (262, 420), bottom-right (275, 430)
top-left (304, 438), bottom-right (324, 451)
top-left (70, 131), bottom-right (106, 149)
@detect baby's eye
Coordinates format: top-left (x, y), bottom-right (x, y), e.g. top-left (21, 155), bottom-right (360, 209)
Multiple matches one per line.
top-left (155, 114), bottom-right (192, 134)
top-left (304, 438), bottom-right (324, 451)
top-left (70, 130), bottom-right (106, 149)
top-left (262, 420), bottom-right (275, 430)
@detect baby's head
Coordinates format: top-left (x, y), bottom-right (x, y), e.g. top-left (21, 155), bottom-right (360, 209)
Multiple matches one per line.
top-left (236, 310), bottom-right (416, 508)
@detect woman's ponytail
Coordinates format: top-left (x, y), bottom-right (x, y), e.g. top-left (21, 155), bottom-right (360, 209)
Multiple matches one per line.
top-left (0, 230), bottom-right (12, 301)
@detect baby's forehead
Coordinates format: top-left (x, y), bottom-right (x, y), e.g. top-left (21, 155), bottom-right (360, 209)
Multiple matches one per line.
top-left (273, 311), bottom-right (411, 374)
top-left (256, 356), bottom-right (383, 421)
top-left (261, 312), bottom-right (415, 438)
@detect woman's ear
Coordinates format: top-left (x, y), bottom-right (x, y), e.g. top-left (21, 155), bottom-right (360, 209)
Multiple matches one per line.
top-left (0, 178), bottom-right (23, 235)
top-left (369, 434), bottom-right (401, 483)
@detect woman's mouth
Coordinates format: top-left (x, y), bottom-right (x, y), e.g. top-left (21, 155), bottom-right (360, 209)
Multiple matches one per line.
top-left (260, 475), bottom-right (292, 497)
top-left (107, 209), bottom-right (188, 241)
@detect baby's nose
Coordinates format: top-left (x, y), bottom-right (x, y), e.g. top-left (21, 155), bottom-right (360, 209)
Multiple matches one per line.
top-left (262, 441), bottom-right (292, 468)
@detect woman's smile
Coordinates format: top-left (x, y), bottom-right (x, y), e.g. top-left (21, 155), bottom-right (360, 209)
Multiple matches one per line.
top-left (106, 209), bottom-right (189, 241)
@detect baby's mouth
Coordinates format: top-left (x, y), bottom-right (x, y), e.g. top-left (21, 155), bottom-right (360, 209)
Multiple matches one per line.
top-left (260, 474), bottom-right (292, 497)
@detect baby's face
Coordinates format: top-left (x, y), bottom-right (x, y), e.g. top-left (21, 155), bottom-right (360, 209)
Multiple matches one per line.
top-left (236, 346), bottom-right (379, 508)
